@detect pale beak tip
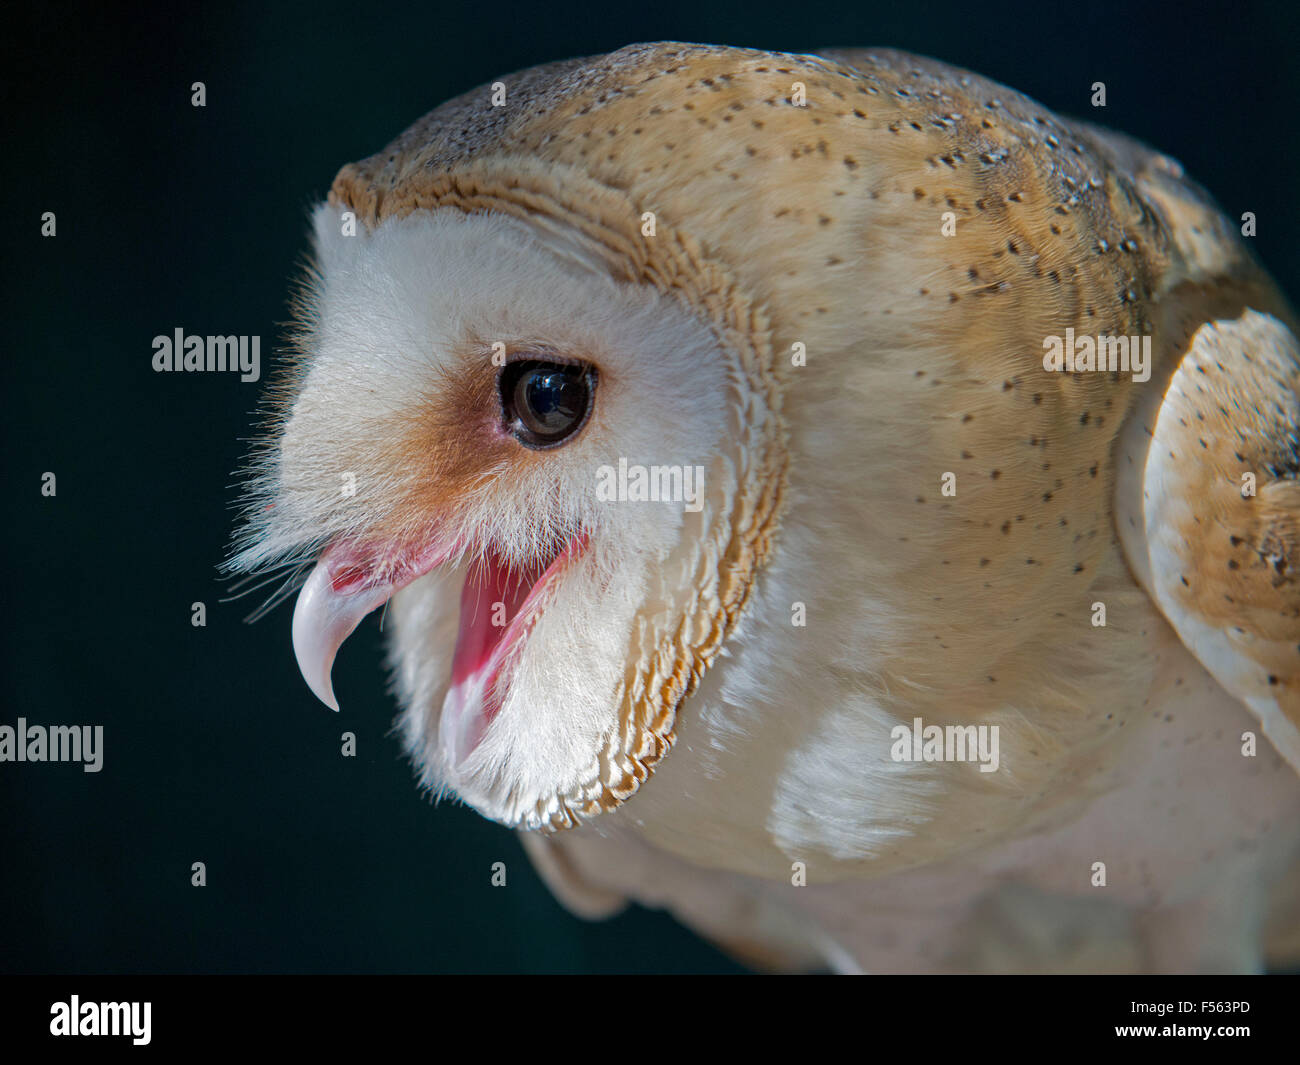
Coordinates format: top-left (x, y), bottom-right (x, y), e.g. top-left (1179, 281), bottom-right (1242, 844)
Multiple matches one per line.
top-left (313, 678), bottom-right (341, 713)
top-left (292, 554), bottom-right (391, 715)
top-left (297, 644), bottom-right (341, 712)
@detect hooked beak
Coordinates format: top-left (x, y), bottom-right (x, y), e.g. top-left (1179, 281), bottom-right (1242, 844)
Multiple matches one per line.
top-left (291, 563), bottom-right (392, 711)
top-left (291, 541), bottom-right (453, 711)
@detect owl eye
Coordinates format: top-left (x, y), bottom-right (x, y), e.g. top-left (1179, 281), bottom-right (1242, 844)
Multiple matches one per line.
top-left (500, 359), bottom-right (596, 449)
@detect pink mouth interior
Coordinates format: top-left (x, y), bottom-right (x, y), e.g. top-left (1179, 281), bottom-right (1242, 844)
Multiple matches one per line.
top-left (440, 537), bottom-right (584, 766)
top-left (449, 548), bottom-right (550, 711)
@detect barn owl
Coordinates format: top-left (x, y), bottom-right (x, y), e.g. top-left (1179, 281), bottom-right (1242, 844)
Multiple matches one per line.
top-left (228, 43), bottom-right (1300, 973)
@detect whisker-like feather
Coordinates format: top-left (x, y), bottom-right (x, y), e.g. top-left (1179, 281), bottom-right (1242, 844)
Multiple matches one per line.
top-left (222, 561), bottom-right (315, 623)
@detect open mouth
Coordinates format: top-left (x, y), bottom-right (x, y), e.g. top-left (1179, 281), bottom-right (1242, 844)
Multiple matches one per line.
top-left (291, 533), bottom-right (585, 767)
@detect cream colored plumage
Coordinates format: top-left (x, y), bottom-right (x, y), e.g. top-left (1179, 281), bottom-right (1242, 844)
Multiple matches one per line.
top-left (230, 43), bottom-right (1300, 972)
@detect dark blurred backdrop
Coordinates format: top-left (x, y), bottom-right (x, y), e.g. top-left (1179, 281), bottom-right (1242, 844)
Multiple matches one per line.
top-left (3, 0), bottom-right (1297, 973)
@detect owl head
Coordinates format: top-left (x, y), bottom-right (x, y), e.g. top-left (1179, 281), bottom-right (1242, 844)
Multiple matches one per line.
top-left (229, 45), bottom-right (793, 832)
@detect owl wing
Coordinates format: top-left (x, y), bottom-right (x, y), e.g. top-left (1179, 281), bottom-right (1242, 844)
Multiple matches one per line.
top-left (1121, 308), bottom-right (1300, 771)
top-left (1091, 120), bottom-right (1300, 772)
top-left (1086, 118), bottom-right (1300, 775)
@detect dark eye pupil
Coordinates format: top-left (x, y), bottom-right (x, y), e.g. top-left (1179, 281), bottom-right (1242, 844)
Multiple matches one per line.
top-left (501, 360), bottom-right (595, 448)
top-left (521, 370), bottom-right (577, 427)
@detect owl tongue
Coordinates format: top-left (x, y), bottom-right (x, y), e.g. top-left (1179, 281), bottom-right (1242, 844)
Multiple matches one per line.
top-left (439, 542), bottom-right (577, 767)
top-left (448, 548), bottom-right (540, 689)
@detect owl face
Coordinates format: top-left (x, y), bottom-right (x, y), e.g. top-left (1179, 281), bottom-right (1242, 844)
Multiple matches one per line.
top-left (231, 204), bottom-right (757, 827)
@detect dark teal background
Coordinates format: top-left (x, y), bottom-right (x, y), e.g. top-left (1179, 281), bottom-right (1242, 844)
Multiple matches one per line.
top-left (2, 0), bottom-right (1297, 972)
